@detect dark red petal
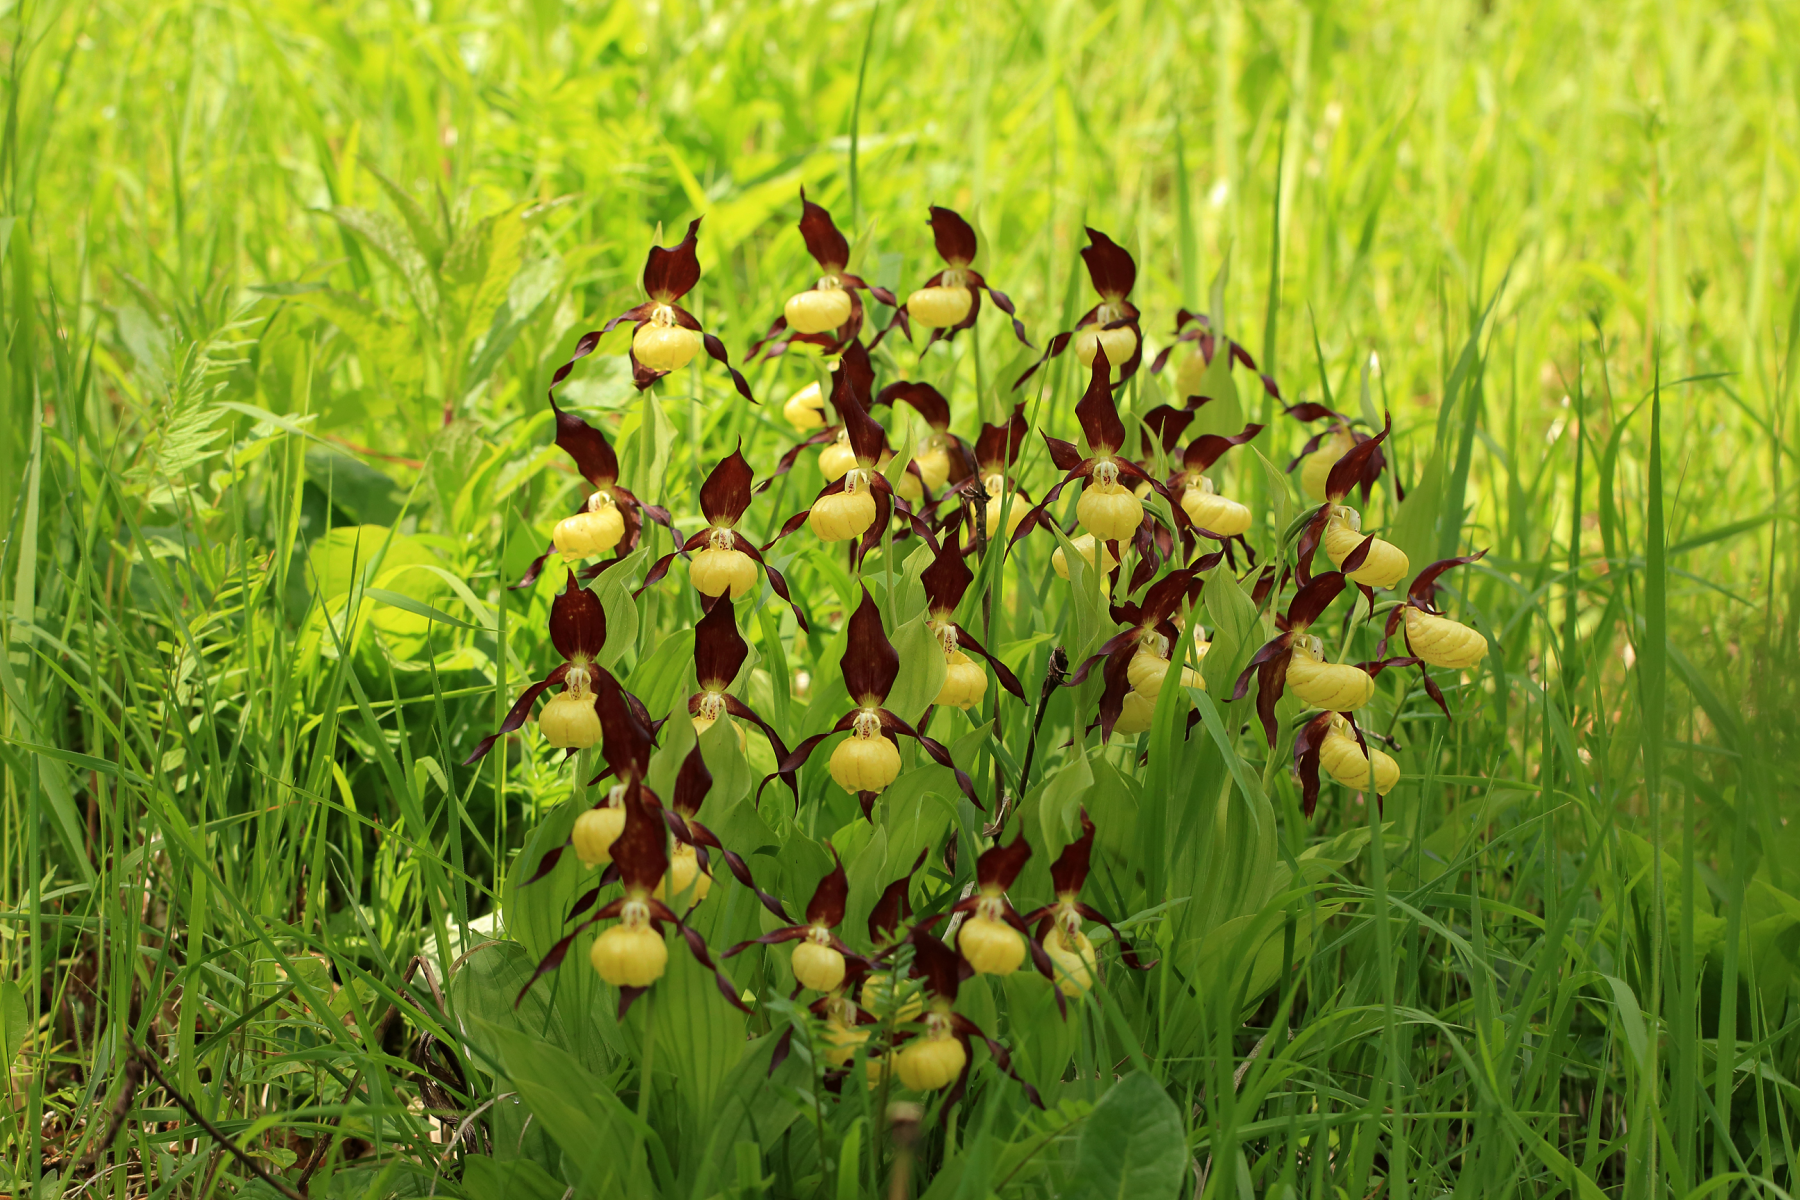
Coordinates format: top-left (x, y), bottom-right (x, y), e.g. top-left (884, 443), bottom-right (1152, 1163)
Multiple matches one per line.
top-left (552, 398), bottom-right (621, 490)
top-left (462, 669), bottom-right (563, 765)
top-left (869, 847), bottom-right (929, 944)
top-left (594, 670), bottom-right (655, 783)
top-left (921, 524), bottom-right (973, 614)
top-left (700, 333), bottom-right (759, 404)
top-left (1284, 401), bottom-right (1342, 424)
top-left (1042, 434), bottom-right (1086, 473)
top-left (974, 403), bottom-right (1030, 471)
top-left (1074, 352), bottom-right (1126, 455)
top-left (805, 846), bottom-right (850, 928)
top-left (1050, 810), bottom-right (1096, 896)
top-left (949, 627), bottom-right (1025, 700)
top-left (1182, 423), bottom-right (1266, 472)
top-left (1079, 227), bottom-right (1136, 299)
top-left (1287, 571), bottom-right (1348, 630)
top-left (700, 445), bottom-right (756, 526)
top-left (876, 380), bottom-right (951, 431)
top-left (927, 206), bottom-right (978, 266)
top-left (834, 373), bottom-right (888, 464)
top-left (974, 832), bottom-right (1032, 891)
top-left (907, 922), bottom-right (963, 1002)
top-left (1409, 549), bottom-right (1488, 610)
top-left (610, 781), bottom-right (668, 893)
top-left (1324, 411), bottom-right (1392, 502)
top-left (549, 574), bottom-right (607, 663)
top-left (1139, 405), bottom-right (1196, 456)
top-left (1293, 712), bottom-right (1334, 819)
top-left (843, 587), bottom-right (900, 706)
top-left (1095, 648), bottom-right (1133, 743)
top-left (643, 217), bottom-right (703, 302)
top-left (673, 745), bottom-right (712, 818)
top-left (693, 588), bottom-right (751, 690)
top-left (798, 187), bottom-right (851, 270)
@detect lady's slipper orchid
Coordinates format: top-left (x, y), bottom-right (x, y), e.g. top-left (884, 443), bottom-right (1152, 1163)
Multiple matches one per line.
top-left (769, 588), bottom-right (976, 818)
top-left (947, 834), bottom-right (1056, 983)
top-left (765, 370), bottom-right (935, 563)
top-left (881, 207), bottom-right (1029, 346)
top-left (750, 189), bottom-right (899, 357)
top-left (1171, 422), bottom-right (1265, 542)
top-left (763, 341), bottom-right (879, 487)
top-left (516, 400), bottom-right (673, 589)
top-left (1148, 309), bottom-right (1285, 406)
top-left (876, 381), bottom-right (972, 495)
top-left (1015, 229), bottom-right (1143, 388)
top-left (1232, 572), bottom-right (1365, 747)
top-left (1065, 567), bottom-right (1212, 741)
top-left (684, 600), bottom-right (795, 780)
top-left (891, 925), bottom-right (1042, 1108)
top-left (1379, 551), bottom-right (1490, 717)
top-left (587, 218), bottom-right (756, 399)
top-left (919, 526), bottom-right (1026, 711)
top-left (1293, 413), bottom-right (1407, 592)
top-left (726, 850), bottom-right (860, 994)
top-left (1019, 812), bottom-right (1153, 996)
top-left (464, 574), bottom-right (610, 764)
top-left (946, 402), bottom-right (1033, 542)
top-left (1284, 402), bottom-right (1393, 505)
top-left (1294, 711), bottom-right (1401, 816)
top-left (639, 447), bottom-right (809, 628)
top-left (514, 770), bottom-right (748, 1019)
top-left (1013, 351), bottom-right (1178, 548)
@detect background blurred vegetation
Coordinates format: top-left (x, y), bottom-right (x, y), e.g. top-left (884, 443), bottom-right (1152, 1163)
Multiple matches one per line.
top-left (2, 0), bottom-right (1797, 1196)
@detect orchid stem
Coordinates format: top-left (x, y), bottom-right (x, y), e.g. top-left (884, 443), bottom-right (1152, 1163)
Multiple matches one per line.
top-left (633, 989), bottom-right (656, 1190)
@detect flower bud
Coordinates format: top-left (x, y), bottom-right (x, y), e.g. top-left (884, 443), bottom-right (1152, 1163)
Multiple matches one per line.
top-left (1075, 479), bottom-right (1143, 541)
top-left (1181, 477), bottom-right (1252, 537)
top-left (1402, 607), bottom-right (1488, 669)
top-left (859, 972), bottom-right (924, 1022)
top-left (958, 912), bottom-right (1025, 976)
top-left (1285, 638), bottom-right (1375, 711)
top-left (791, 936), bottom-right (847, 992)
top-left (783, 287), bottom-right (852, 335)
top-left (1299, 430), bottom-right (1356, 502)
top-left (654, 842), bottom-right (711, 903)
top-left (689, 546), bottom-right (758, 598)
top-left (906, 285), bottom-right (972, 329)
top-left (590, 922), bottom-right (668, 987)
top-left (829, 725), bottom-right (901, 793)
top-left (818, 432), bottom-right (856, 481)
top-left (633, 313), bottom-right (700, 373)
top-left (1044, 925), bottom-right (1098, 996)
top-left (1051, 534), bottom-right (1119, 581)
top-left (1322, 508), bottom-right (1408, 589)
top-left (540, 689), bottom-right (602, 749)
top-left (784, 381), bottom-right (828, 431)
top-left (1074, 324), bottom-right (1137, 376)
top-left (896, 1028), bottom-right (966, 1091)
top-left (572, 804), bottom-right (626, 866)
top-left (809, 474), bottom-right (879, 542)
top-left (553, 493), bottom-right (625, 561)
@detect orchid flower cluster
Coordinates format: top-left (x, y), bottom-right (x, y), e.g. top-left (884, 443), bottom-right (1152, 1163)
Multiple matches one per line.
top-left (459, 190), bottom-right (1490, 1097)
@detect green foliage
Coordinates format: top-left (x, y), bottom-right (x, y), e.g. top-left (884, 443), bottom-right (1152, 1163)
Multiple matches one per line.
top-left (3, 0), bottom-right (1798, 1198)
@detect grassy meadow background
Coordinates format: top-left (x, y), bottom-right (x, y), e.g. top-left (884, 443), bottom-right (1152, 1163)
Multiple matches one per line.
top-left (2, 0), bottom-right (1799, 1196)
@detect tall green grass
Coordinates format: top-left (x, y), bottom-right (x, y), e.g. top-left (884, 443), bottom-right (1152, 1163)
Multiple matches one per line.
top-left (2, 0), bottom-right (1797, 1197)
